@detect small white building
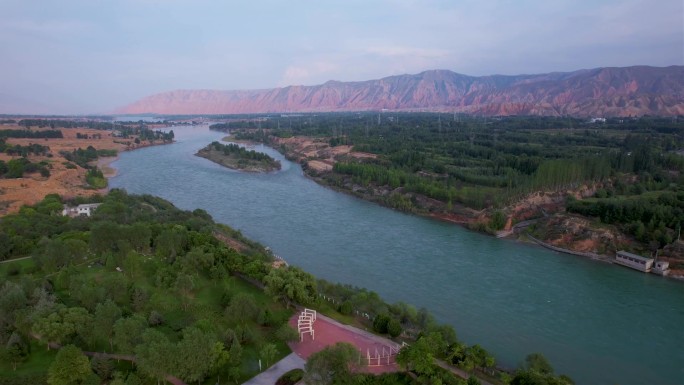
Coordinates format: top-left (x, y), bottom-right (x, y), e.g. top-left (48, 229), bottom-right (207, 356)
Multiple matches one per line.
top-left (615, 251), bottom-right (654, 272)
top-left (652, 260), bottom-right (670, 276)
top-left (62, 203), bottom-right (101, 217)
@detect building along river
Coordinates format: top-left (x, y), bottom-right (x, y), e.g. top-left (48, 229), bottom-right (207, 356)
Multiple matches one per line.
top-left (110, 124), bottom-right (684, 385)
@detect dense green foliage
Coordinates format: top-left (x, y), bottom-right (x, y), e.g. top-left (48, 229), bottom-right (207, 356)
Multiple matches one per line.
top-left (0, 191), bottom-right (294, 384)
top-left (0, 140), bottom-right (51, 156)
top-left (85, 168), bottom-right (107, 189)
top-left (60, 146), bottom-right (116, 169)
top-left (304, 343), bottom-right (362, 385)
top-left (225, 114), bottom-right (683, 208)
top-left (17, 119), bottom-right (116, 130)
top-left (0, 191), bottom-right (572, 384)
top-left (0, 158), bottom-right (51, 179)
top-left (276, 368), bottom-right (304, 385)
top-left (209, 141), bottom-right (276, 162)
top-left (222, 113), bottom-right (684, 248)
top-left (0, 139), bottom-right (53, 178)
top-left (116, 126), bottom-right (174, 143)
top-left (567, 182), bottom-right (684, 248)
top-left (508, 354), bottom-right (574, 385)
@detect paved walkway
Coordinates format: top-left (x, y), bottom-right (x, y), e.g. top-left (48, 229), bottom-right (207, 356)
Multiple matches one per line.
top-left (0, 256), bottom-right (32, 264)
top-left (242, 352), bottom-right (305, 385)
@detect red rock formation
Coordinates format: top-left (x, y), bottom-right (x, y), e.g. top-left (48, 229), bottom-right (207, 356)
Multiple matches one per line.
top-left (117, 66), bottom-right (684, 117)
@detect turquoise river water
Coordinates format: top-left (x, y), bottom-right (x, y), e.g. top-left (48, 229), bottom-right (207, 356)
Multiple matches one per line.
top-left (110, 125), bottom-right (684, 385)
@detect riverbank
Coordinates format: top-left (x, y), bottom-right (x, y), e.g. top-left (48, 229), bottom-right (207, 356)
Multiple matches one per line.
top-left (0, 125), bottom-right (172, 215)
top-left (96, 155), bottom-right (119, 178)
top-left (246, 134), bottom-right (684, 277)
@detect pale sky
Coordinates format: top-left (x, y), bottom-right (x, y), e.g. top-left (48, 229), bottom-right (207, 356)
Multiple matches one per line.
top-left (1, 0), bottom-right (682, 114)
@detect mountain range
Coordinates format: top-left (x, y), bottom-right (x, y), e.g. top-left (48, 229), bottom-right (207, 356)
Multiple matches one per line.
top-left (117, 65), bottom-right (684, 117)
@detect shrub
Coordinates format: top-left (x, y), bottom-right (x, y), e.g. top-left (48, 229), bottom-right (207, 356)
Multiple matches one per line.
top-left (373, 314), bottom-right (391, 334)
top-left (387, 318), bottom-right (403, 338)
top-left (276, 368), bottom-right (304, 385)
top-left (339, 300), bottom-right (353, 315)
top-left (148, 310), bottom-right (164, 326)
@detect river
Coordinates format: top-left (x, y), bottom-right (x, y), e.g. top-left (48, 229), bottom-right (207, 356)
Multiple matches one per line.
top-left (110, 124), bottom-right (684, 385)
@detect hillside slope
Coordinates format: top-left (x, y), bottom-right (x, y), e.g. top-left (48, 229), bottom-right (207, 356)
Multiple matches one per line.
top-left (117, 66), bottom-right (684, 117)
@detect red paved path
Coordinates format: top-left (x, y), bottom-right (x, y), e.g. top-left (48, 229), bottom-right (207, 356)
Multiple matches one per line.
top-left (288, 312), bottom-right (400, 374)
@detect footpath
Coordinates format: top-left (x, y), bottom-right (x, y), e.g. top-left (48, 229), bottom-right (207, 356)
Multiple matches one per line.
top-left (241, 353), bottom-right (305, 385)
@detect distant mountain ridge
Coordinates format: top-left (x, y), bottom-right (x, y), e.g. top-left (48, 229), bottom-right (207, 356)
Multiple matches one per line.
top-left (117, 66), bottom-right (684, 117)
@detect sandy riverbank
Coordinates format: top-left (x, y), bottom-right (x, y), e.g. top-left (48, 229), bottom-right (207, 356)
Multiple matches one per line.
top-left (97, 156), bottom-right (119, 178)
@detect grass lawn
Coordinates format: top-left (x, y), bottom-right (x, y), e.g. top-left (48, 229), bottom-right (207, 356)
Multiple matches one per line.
top-left (0, 340), bottom-right (56, 379)
top-left (0, 257), bottom-right (36, 280)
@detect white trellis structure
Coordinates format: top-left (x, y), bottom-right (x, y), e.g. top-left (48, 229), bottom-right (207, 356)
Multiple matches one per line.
top-left (364, 342), bottom-right (405, 366)
top-left (297, 308), bottom-right (317, 341)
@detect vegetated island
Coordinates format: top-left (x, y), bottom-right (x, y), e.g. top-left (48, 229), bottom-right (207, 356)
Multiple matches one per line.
top-left (196, 140), bottom-right (281, 173)
top-left (0, 117), bottom-right (176, 215)
top-left (209, 115), bottom-right (684, 277)
top-left (0, 191), bottom-right (573, 385)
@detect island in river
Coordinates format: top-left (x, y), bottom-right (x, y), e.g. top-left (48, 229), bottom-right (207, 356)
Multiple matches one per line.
top-left (196, 141), bottom-right (281, 173)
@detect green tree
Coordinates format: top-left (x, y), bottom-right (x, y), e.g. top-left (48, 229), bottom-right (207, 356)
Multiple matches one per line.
top-left (225, 339), bottom-right (243, 384)
top-left (33, 306), bottom-right (92, 350)
top-left (0, 281), bottom-right (27, 325)
top-left (6, 159), bottom-right (25, 178)
top-left (135, 329), bottom-right (174, 383)
top-left (304, 342), bottom-right (362, 385)
top-left (260, 343), bottom-right (278, 368)
top-left (225, 292), bottom-right (259, 324)
top-left (275, 324), bottom-right (300, 343)
top-left (524, 353), bottom-right (554, 375)
top-left (263, 266), bottom-right (317, 307)
top-left (47, 345), bottom-right (92, 385)
top-left (174, 272), bottom-right (195, 310)
top-left (396, 336), bottom-right (436, 376)
top-left (338, 300), bottom-right (353, 315)
top-left (209, 341), bottom-right (230, 376)
top-left (94, 300), bottom-right (122, 351)
top-left (175, 327), bottom-right (219, 383)
top-left (372, 313), bottom-right (390, 334)
top-left (387, 318), bottom-right (403, 338)
top-left (90, 355), bottom-right (114, 380)
top-left (155, 226), bottom-right (188, 262)
top-left (464, 344), bottom-right (495, 374)
top-left (113, 315), bottom-right (147, 353)
top-left (2, 332), bottom-right (30, 370)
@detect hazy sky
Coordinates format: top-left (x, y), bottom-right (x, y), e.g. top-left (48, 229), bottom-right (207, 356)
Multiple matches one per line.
top-left (1, 0), bottom-right (682, 114)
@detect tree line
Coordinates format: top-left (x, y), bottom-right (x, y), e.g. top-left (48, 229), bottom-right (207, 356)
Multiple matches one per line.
top-left (221, 113), bottom-right (684, 250)
top-left (0, 129), bottom-right (63, 139)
